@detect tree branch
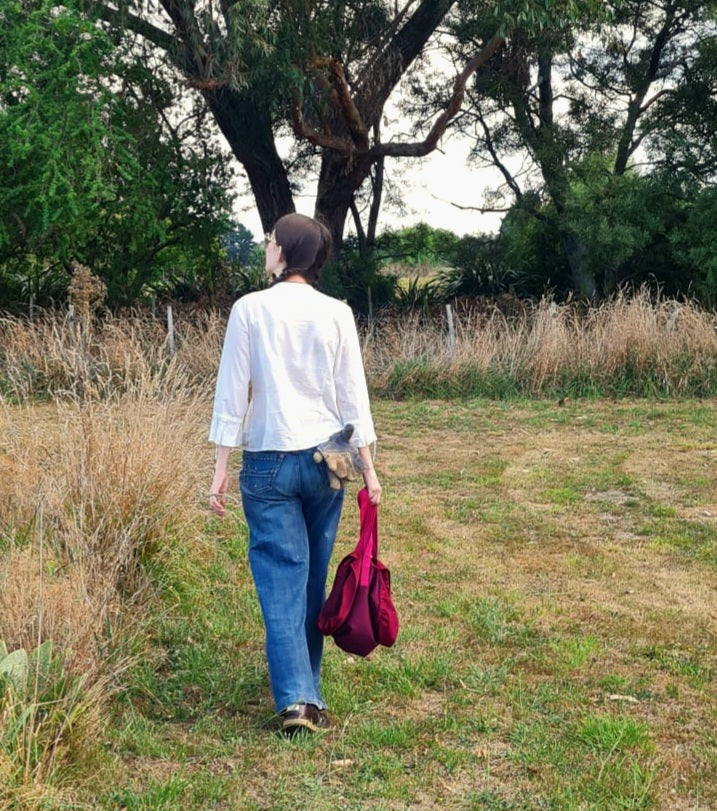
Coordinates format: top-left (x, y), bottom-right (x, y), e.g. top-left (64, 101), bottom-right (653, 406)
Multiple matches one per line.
top-left (355, 0), bottom-right (455, 125)
top-left (447, 200), bottom-right (511, 213)
top-left (639, 87), bottom-right (674, 113)
top-left (314, 58), bottom-right (369, 149)
top-left (372, 35), bottom-right (504, 158)
top-left (159, 0), bottom-right (210, 78)
top-left (367, 124), bottom-right (384, 245)
top-left (349, 199), bottom-right (367, 247)
top-left (290, 94), bottom-right (356, 154)
top-left (90, 3), bottom-right (177, 56)
top-left (615, 7), bottom-right (676, 174)
top-left (476, 111), bottom-right (522, 199)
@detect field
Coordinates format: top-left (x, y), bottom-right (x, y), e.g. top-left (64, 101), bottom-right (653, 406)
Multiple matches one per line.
top-left (2, 389), bottom-right (716, 810)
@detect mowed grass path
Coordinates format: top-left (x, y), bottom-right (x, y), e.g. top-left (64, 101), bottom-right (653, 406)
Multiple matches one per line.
top-left (101, 399), bottom-right (716, 811)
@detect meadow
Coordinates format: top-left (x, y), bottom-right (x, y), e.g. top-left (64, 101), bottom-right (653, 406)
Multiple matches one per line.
top-left (0, 296), bottom-right (715, 810)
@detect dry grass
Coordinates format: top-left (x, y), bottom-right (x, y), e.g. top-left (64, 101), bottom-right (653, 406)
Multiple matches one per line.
top-left (364, 290), bottom-right (717, 396)
top-left (0, 390), bottom-right (211, 659)
top-left (2, 290), bottom-right (716, 404)
top-left (0, 383), bottom-right (213, 802)
top-left (0, 309), bottom-right (224, 402)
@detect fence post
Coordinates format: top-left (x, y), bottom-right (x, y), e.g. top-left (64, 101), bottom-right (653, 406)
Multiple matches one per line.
top-left (167, 304), bottom-right (175, 358)
top-left (445, 303), bottom-right (456, 359)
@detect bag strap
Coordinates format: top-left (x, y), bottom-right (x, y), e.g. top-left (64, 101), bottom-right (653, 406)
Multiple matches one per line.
top-left (356, 487), bottom-right (378, 587)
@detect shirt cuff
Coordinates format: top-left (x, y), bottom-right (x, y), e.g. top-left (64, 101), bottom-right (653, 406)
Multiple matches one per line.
top-left (351, 424), bottom-right (377, 447)
top-left (208, 414), bottom-right (244, 447)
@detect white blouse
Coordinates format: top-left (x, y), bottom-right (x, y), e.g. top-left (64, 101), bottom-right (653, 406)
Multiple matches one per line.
top-left (209, 282), bottom-right (377, 451)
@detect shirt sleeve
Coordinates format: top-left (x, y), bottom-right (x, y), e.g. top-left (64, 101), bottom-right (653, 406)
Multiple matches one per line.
top-left (333, 305), bottom-right (377, 447)
top-left (208, 301), bottom-right (251, 447)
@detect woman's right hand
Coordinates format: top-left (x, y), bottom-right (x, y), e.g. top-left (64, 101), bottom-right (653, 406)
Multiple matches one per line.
top-left (209, 472), bottom-right (228, 516)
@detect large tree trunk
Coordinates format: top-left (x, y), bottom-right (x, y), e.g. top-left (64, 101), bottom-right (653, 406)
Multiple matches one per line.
top-left (560, 231), bottom-right (597, 299)
top-left (511, 52), bottom-right (597, 299)
top-left (311, 0), bottom-right (456, 250)
top-left (203, 89), bottom-right (295, 232)
top-left (314, 151), bottom-right (373, 251)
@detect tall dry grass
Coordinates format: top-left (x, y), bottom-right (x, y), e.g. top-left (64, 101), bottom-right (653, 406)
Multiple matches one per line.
top-left (364, 290), bottom-right (717, 397)
top-left (0, 308), bottom-right (224, 403)
top-left (2, 290), bottom-right (715, 403)
top-left (0, 352), bottom-right (214, 802)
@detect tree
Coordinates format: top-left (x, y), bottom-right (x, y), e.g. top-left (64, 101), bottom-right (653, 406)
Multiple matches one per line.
top-left (437, 0), bottom-right (717, 297)
top-left (86, 0), bottom-right (517, 248)
top-left (0, 0), bottom-right (235, 309)
top-left (646, 31), bottom-right (717, 181)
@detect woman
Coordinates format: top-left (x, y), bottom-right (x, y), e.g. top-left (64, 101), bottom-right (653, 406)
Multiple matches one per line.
top-left (208, 213), bottom-right (381, 735)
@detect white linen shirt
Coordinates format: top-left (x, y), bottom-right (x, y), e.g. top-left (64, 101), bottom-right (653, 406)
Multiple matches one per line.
top-left (209, 282), bottom-right (377, 451)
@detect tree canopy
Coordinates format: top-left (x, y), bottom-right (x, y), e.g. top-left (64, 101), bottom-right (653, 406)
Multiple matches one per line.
top-left (430, 0), bottom-right (717, 297)
top-left (0, 0), bottom-right (236, 309)
top-left (85, 0), bottom-right (599, 247)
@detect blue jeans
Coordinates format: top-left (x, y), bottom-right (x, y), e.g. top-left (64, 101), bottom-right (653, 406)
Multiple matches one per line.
top-left (240, 449), bottom-right (344, 712)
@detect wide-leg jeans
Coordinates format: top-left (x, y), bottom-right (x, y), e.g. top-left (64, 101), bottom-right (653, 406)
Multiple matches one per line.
top-left (240, 448), bottom-right (344, 713)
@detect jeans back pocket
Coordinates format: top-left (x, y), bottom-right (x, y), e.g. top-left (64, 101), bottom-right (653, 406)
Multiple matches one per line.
top-left (240, 452), bottom-right (283, 495)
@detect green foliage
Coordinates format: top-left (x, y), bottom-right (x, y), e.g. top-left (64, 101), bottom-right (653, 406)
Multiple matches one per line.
top-left (562, 167), bottom-right (692, 296)
top-left (377, 223), bottom-right (459, 268)
top-left (229, 259), bottom-right (270, 299)
top-left (498, 201), bottom-right (572, 298)
top-left (223, 224), bottom-right (259, 266)
top-left (0, 640), bottom-right (100, 788)
top-left (435, 235), bottom-right (520, 298)
top-left (319, 237), bottom-right (397, 313)
top-left (646, 33), bottom-right (717, 181)
top-left (670, 185), bottom-right (717, 307)
top-left (444, 0), bottom-right (717, 298)
top-left (0, 0), bottom-right (235, 310)
top-left (393, 276), bottom-right (444, 311)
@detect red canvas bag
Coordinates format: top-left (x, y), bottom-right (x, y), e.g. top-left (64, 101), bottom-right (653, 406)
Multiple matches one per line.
top-left (317, 488), bottom-right (399, 656)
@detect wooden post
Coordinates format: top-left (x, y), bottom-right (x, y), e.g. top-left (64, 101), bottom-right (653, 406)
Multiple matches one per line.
top-left (167, 304), bottom-right (175, 357)
top-left (445, 303), bottom-right (456, 359)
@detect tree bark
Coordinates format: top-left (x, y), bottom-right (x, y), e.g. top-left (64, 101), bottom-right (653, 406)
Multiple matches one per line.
top-left (613, 10), bottom-right (675, 175)
top-left (203, 92), bottom-right (295, 233)
top-left (315, 151), bottom-right (374, 249)
top-left (366, 156), bottom-right (384, 247)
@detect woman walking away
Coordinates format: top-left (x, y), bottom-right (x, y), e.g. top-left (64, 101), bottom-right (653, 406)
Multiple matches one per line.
top-left (208, 213), bottom-right (382, 735)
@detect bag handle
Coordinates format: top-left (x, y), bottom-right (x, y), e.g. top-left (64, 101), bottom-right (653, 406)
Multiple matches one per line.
top-left (356, 487), bottom-right (378, 587)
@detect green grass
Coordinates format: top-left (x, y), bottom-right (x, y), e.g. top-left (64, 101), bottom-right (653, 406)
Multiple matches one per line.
top-left (3, 398), bottom-right (717, 810)
top-left (127, 399), bottom-right (715, 810)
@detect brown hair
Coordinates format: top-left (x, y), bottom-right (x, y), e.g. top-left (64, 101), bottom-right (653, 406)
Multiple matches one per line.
top-left (271, 213), bottom-right (332, 287)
